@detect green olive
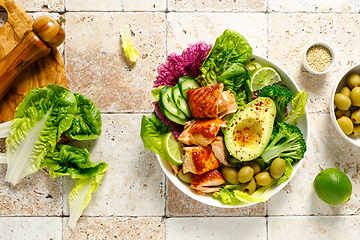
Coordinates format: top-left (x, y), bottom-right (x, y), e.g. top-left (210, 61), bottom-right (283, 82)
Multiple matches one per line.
top-left (242, 161), bottom-right (261, 175)
top-left (351, 124), bottom-right (360, 136)
top-left (178, 169), bottom-right (193, 183)
top-left (241, 178), bottom-right (256, 195)
top-left (351, 108), bottom-right (360, 124)
top-left (255, 172), bottom-right (273, 186)
top-left (238, 166), bottom-right (254, 183)
top-left (337, 116), bottom-right (354, 135)
top-left (350, 87), bottom-right (360, 106)
top-left (221, 167), bottom-right (239, 185)
top-left (334, 93), bottom-right (352, 111)
top-left (270, 157), bottom-right (286, 179)
top-left (340, 86), bottom-right (351, 97)
top-left (346, 73), bottom-right (360, 89)
top-left (335, 109), bottom-right (351, 118)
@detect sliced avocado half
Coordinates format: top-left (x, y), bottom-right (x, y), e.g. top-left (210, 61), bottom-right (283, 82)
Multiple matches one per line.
top-left (224, 97), bottom-right (276, 161)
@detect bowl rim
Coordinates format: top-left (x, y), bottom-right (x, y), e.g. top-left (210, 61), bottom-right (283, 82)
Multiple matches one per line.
top-left (330, 63), bottom-right (360, 146)
top-left (156, 54), bottom-right (310, 208)
top-left (303, 41), bottom-right (335, 75)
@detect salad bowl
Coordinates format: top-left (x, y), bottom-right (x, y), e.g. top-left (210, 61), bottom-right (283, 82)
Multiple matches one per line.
top-left (156, 54), bottom-right (309, 208)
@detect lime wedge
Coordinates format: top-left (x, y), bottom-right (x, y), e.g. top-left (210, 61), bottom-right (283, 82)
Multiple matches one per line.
top-left (161, 132), bottom-right (183, 166)
top-left (251, 67), bottom-right (281, 91)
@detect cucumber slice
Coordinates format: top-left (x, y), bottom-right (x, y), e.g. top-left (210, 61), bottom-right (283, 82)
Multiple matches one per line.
top-left (160, 86), bottom-right (187, 120)
top-left (172, 84), bottom-right (192, 118)
top-left (178, 76), bottom-right (200, 100)
top-left (159, 101), bottom-right (187, 125)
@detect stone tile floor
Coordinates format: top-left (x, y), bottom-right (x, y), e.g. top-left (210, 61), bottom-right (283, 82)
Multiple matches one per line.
top-left (1, 0), bottom-right (360, 239)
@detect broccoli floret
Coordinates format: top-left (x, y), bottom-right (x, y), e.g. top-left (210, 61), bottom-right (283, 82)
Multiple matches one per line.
top-left (261, 122), bottom-right (306, 163)
top-left (257, 84), bottom-right (294, 122)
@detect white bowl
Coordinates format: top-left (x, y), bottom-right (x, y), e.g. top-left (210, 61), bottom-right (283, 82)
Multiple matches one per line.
top-left (157, 54), bottom-right (309, 208)
top-left (330, 64), bottom-right (360, 147)
top-left (303, 41), bottom-right (335, 75)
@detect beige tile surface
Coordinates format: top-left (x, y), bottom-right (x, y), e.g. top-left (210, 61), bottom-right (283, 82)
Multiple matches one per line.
top-left (0, 217), bottom-right (62, 240)
top-left (63, 217), bottom-right (165, 240)
top-left (14, 0), bottom-right (64, 12)
top-left (168, 0), bottom-right (267, 12)
top-left (65, 12), bottom-right (166, 113)
top-left (62, 114), bottom-right (165, 217)
top-left (268, 216), bottom-right (360, 240)
top-left (269, 0), bottom-right (360, 13)
top-left (166, 217), bottom-right (267, 240)
top-left (0, 166), bottom-right (62, 216)
top-left (167, 12), bottom-right (267, 56)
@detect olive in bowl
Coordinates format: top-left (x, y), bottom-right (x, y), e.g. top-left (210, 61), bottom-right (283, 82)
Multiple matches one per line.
top-left (330, 64), bottom-right (360, 147)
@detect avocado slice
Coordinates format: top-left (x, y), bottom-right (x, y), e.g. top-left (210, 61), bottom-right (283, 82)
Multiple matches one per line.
top-left (224, 97), bottom-right (276, 161)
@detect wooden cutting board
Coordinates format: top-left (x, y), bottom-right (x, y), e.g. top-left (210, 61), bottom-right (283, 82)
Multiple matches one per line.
top-left (0, 0), bottom-right (67, 123)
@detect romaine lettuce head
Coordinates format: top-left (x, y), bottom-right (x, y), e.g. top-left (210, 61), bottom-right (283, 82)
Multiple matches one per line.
top-left (66, 93), bottom-right (102, 140)
top-left (5, 85), bottom-right (76, 185)
top-left (41, 144), bottom-right (108, 179)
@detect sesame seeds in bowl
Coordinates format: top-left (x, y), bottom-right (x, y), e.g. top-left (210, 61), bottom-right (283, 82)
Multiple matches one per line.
top-left (303, 41), bottom-right (335, 74)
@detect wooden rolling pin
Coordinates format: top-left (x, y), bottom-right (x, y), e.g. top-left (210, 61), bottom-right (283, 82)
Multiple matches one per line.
top-left (0, 15), bottom-right (65, 101)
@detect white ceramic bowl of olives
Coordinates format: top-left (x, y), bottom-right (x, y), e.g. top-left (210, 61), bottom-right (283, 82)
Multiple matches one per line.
top-left (330, 64), bottom-right (360, 146)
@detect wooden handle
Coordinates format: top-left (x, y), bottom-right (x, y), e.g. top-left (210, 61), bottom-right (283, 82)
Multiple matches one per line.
top-left (0, 15), bottom-right (65, 101)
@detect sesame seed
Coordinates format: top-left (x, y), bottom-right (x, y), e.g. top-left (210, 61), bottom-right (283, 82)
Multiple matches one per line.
top-left (306, 45), bottom-right (332, 72)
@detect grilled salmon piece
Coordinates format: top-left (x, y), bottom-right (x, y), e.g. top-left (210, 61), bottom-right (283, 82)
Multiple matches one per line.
top-left (187, 83), bottom-right (224, 119)
top-left (218, 90), bottom-right (238, 118)
top-left (178, 118), bottom-right (226, 147)
top-left (182, 146), bottom-right (220, 175)
top-left (190, 169), bottom-right (225, 195)
top-left (210, 136), bottom-right (228, 165)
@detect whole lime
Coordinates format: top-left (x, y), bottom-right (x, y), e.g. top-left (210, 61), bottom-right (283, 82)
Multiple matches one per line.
top-left (314, 168), bottom-right (352, 205)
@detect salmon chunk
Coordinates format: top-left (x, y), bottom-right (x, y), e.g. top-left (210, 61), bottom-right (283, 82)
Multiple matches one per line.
top-left (190, 169), bottom-right (225, 195)
top-left (182, 146), bottom-right (220, 175)
top-left (210, 136), bottom-right (228, 165)
top-left (187, 83), bottom-right (224, 119)
top-left (178, 118), bottom-right (226, 147)
top-left (218, 90), bottom-right (238, 118)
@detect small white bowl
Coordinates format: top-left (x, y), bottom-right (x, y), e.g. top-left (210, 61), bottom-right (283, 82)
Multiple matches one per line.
top-left (157, 54), bottom-right (309, 208)
top-left (303, 41), bottom-right (335, 75)
top-left (330, 64), bottom-right (360, 147)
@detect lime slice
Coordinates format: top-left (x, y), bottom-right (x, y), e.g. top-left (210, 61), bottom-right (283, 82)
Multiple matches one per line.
top-left (161, 132), bottom-right (183, 166)
top-left (251, 67), bottom-right (281, 91)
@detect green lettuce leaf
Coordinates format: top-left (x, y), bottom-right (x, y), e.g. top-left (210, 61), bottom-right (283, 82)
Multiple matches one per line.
top-left (66, 93), bottom-right (102, 140)
top-left (212, 185), bottom-right (241, 205)
top-left (121, 25), bottom-right (139, 62)
top-left (151, 86), bottom-right (165, 101)
top-left (41, 144), bottom-right (108, 179)
top-left (140, 112), bottom-right (171, 157)
top-left (197, 29), bottom-right (253, 86)
top-left (68, 168), bottom-right (107, 230)
top-left (233, 185), bottom-right (272, 203)
top-left (285, 90), bottom-right (308, 125)
top-left (217, 63), bottom-right (253, 106)
top-left (5, 85), bottom-right (76, 185)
